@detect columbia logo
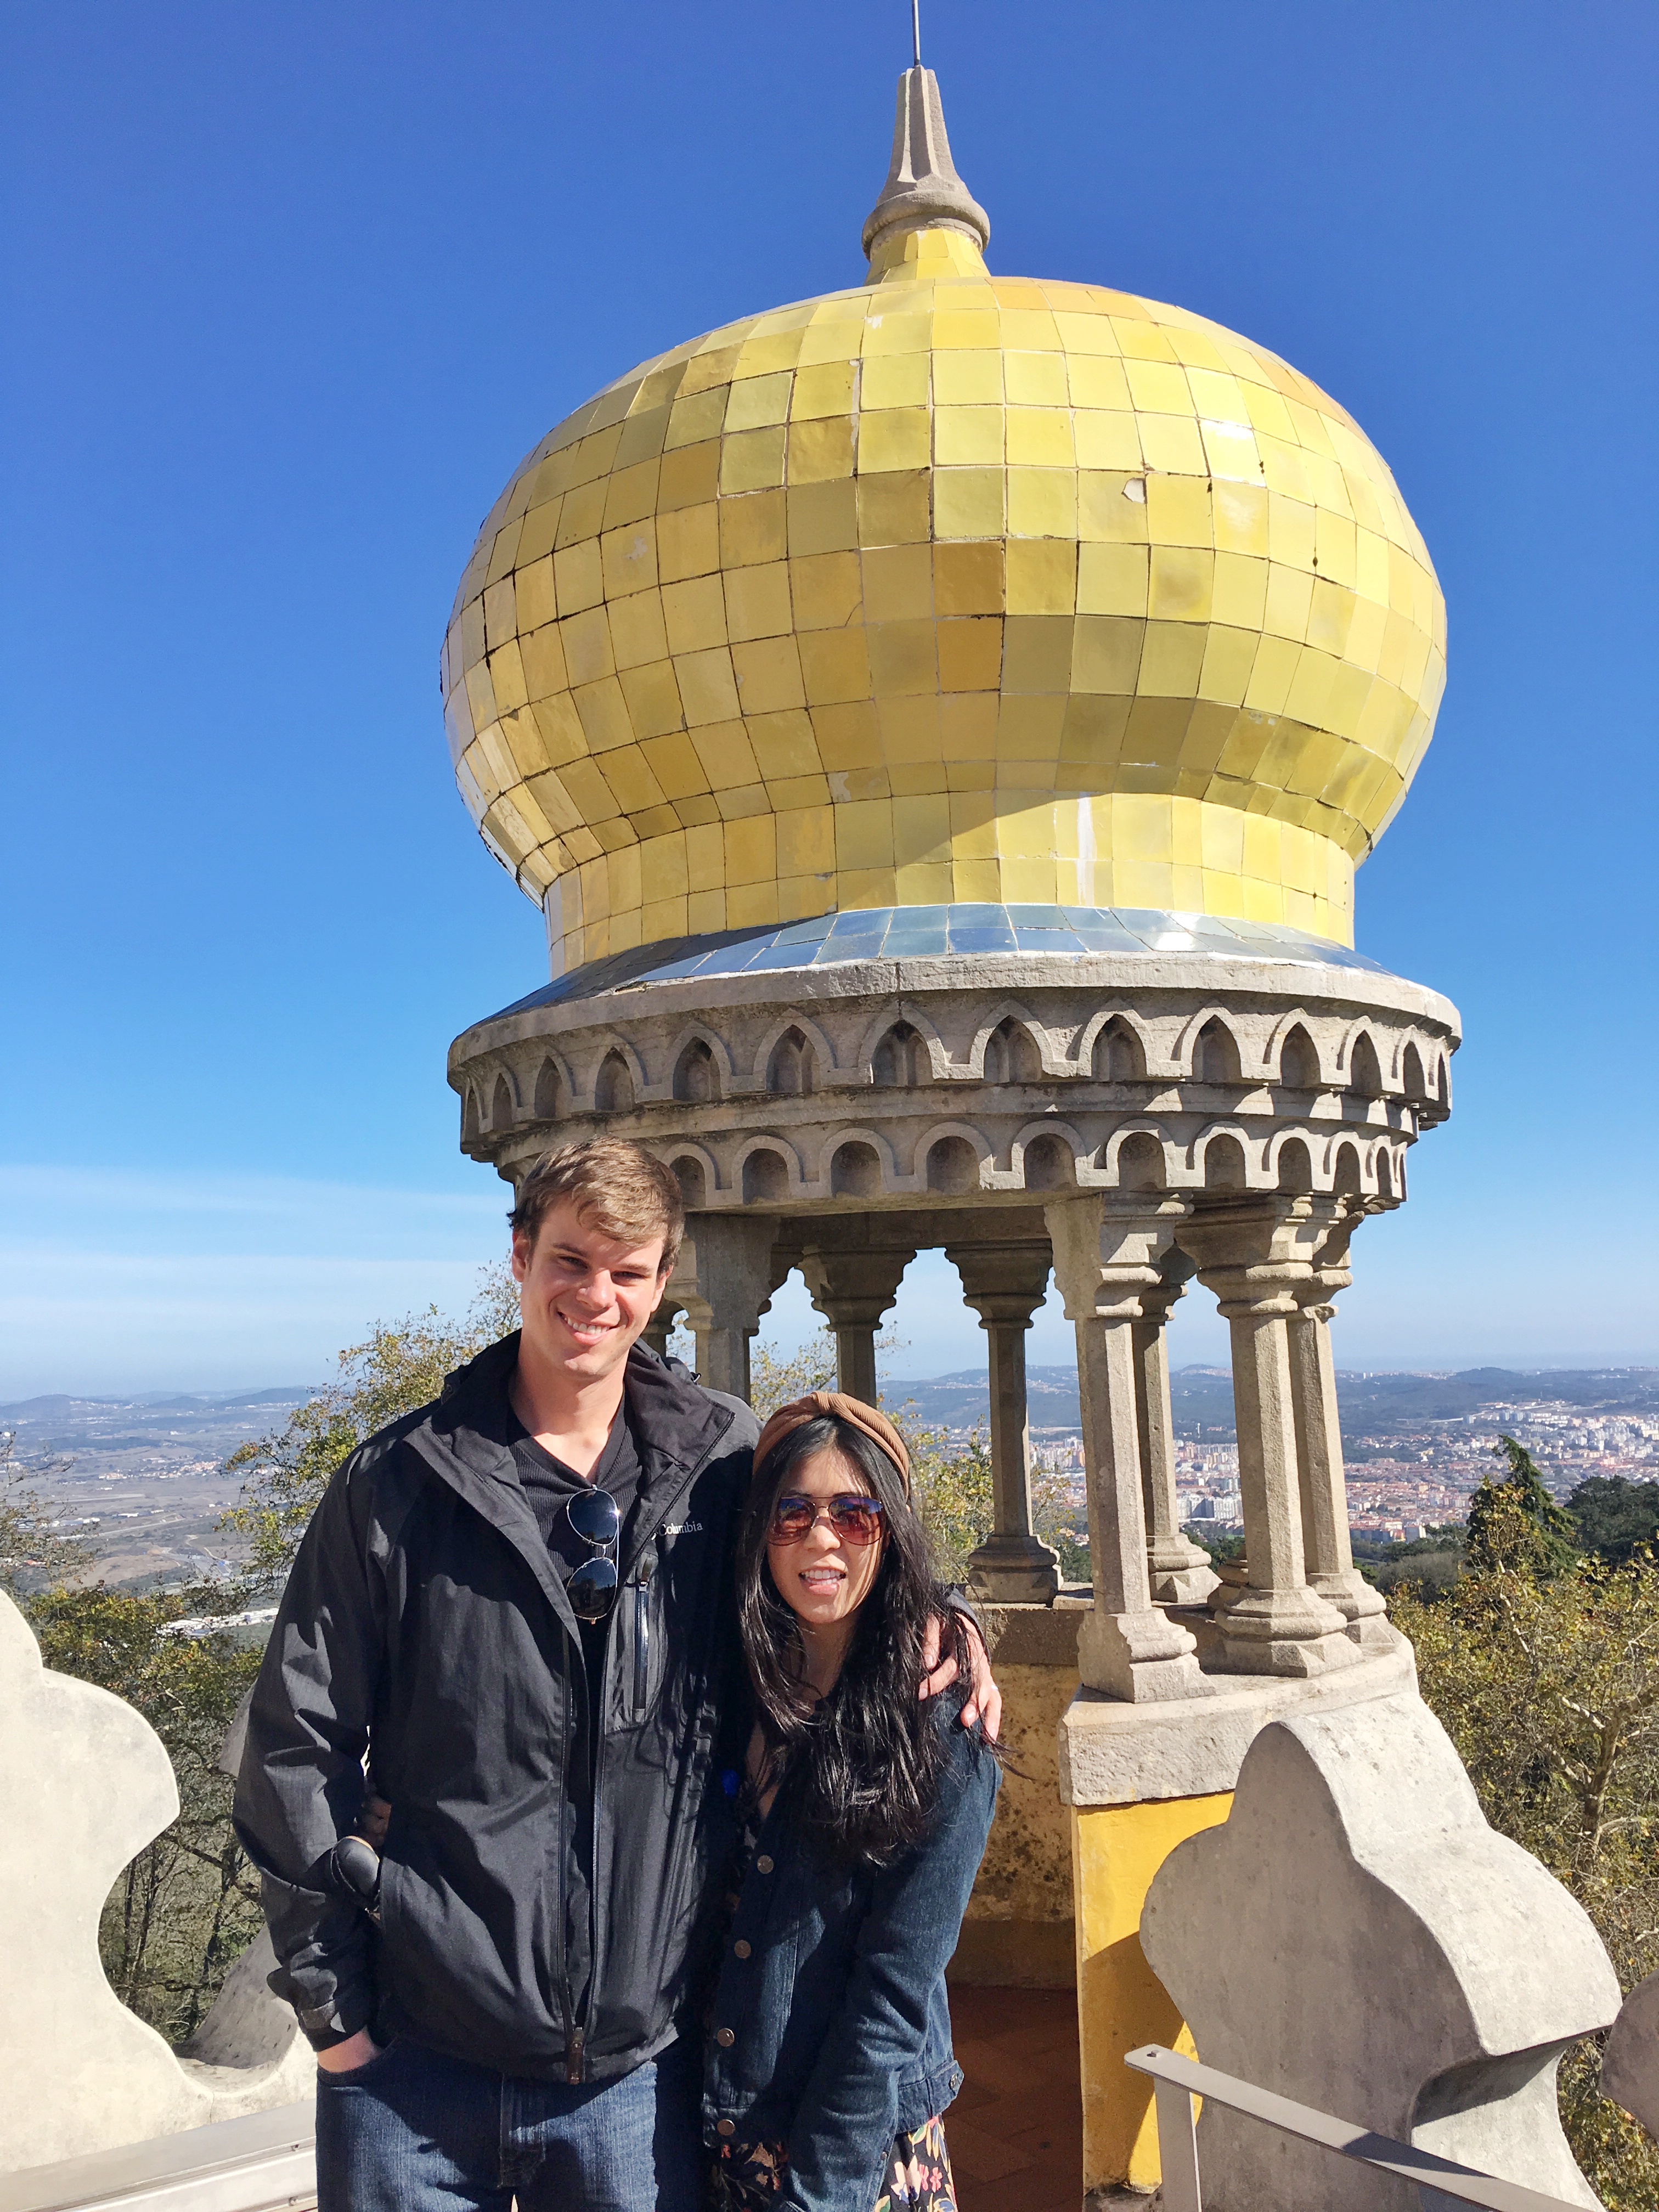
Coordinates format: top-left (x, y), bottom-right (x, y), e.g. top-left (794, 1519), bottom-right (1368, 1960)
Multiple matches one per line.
top-left (664, 1521), bottom-right (704, 1538)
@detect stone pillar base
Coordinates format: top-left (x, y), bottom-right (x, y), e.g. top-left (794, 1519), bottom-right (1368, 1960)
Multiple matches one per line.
top-left (1210, 1582), bottom-right (1359, 1677)
top-left (1078, 1607), bottom-right (1215, 1705)
top-left (964, 1531), bottom-right (1060, 1605)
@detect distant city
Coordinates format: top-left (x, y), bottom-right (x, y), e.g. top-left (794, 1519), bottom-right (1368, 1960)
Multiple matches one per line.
top-left (3, 1366), bottom-right (1656, 1589)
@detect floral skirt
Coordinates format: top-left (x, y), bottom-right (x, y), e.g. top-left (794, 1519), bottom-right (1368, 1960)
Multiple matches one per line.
top-left (710, 2114), bottom-right (957, 2212)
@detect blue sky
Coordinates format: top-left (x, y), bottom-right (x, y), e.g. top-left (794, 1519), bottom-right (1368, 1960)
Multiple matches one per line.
top-left (3, 2), bottom-right (1655, 1397)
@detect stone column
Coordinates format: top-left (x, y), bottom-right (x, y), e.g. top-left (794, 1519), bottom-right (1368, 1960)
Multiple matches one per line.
top-left (946, 1232), bottom-right (1060, 1604)
top-left (682, 1216), bottom-right (780, 1402)
top-left (1045, 1197), bottom-right (1212, 1703)
top-left (1134, 1265), bottom-right (1220, 1605)
top-left (1180, 1201), bottom-right (1357, 1678)
top-left (641, 1248), bottom-right (697, 1362)
top-left (1289, 1204), bottom-right (1393, 1652)
top-left (797, 1239), bottom-right (915, 1404)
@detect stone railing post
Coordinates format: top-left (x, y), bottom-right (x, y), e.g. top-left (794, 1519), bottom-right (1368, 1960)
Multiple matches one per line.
top-left (947, 1231), bottom-right (1060, 1605)
top-left (1289, 1204), bottom-right (1394, 1652)
top-left (1178, 1200), bottom-right (1356, 1677)
top-left (1133, 1265), bottom-right (1220, 1606)
top-left (1045, 1197), bottom-right (1212, 1703)
top-left (797, 1238), bottom-right (915, 1404)
top-left (682, 1216), bottom-right (781, 1402)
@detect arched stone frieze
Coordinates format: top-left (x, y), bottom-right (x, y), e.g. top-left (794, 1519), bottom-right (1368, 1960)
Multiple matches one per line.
top-left (588, 1034), bottom-right (649, 1113)
top-left (1172, 1005), bottom-right (1248, 1082)
top-left (1011, 1119), bottom-right (1086, 1192)
top-left (964, 998), bottom-right (1064, 1080)
top-left (1184, 1119), bottom-right (1264, 1190)
top-left (860, 1003), bottom-right (948, 1085)
top-left (1076, 1007), bottom-right (1152, 1080)
top-left (490, 1071), bottom-right (517, 1131)
top-left (810, 1124), bottom-right (901, 1197)
top-left (1097, 1119), bottom-right (1177, 1192)
top-left (1265, 1009), bottom-right (1323, 1086)
top-left (751, 1011), bottom-right (837, 1094)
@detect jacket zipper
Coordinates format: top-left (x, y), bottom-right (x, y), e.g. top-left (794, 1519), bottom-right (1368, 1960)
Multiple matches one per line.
top-left (557, 1624), bottom-right (582, 2084)
top-left (632, 1559), bottom-right (653, 1719)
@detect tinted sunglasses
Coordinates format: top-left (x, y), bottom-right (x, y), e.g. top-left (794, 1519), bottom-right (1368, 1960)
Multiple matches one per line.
top-left (565, 1488), bottom-right (620, 1621)
top-left (769, 1494), bottom-right (885, 1547)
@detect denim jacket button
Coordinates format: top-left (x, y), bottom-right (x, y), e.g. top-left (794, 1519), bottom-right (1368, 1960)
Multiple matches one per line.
top-left (732, 1939), bottom-right (752, 1959)
top-left (716, 2119), bottom-right (736, 2137)
top-left (716, 2027), bottom-right (735, 2047)
top-left (754, 1854), bottom-right (774, 1874)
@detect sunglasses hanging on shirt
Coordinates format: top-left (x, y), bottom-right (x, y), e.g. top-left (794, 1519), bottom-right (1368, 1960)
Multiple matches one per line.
top-left (565, 1488), bottom-right (621, 1621)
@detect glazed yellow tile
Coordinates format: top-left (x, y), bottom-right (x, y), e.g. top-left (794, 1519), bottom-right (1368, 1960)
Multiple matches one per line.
top-left (861, 353), bottom-right (930, 410)
top-left (859, 409), bottom-right (932, 472)
top-left (789, 550), bottom-right (862, 630)
top-left (674, 646), bottom-right (742, 726)
top-left (1007, 468), bottom-right (1076, 538)
top-left (934, 405), bottom-right (1005, 465)
top-left (1145, 475), bottom-right (1211, 549)
top-left (798, 628), bottom-right (872, 705)
top-left (725, 562), bottom-right (793, 642)
top-left (661, 575), bottom-right (727, 656)
top-left (868, 618), bottom-right (938, 697)
top-left (934, 467), bottom-right (1005, 538)
top-left (657, 442), bottom-right (721, 512)
top-left (857, 471), bottom-right (930, 544)
top-left (722, 490), bottom-right (788, 568)
top-left (720, 427), bottom-right (788, 494)
top-left (656, 503), bottom-right (720, 584)
top-left (554, 539), bottom-right (604, 615)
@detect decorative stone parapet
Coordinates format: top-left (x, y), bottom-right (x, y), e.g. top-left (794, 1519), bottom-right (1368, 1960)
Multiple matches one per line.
top-left (449, 928), bottom-right (1457, 1214)
top-left (0, 1595), bottom-right (311, 2177)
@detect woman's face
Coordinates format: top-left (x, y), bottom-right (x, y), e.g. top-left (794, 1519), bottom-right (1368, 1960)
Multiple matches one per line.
top-left (765, 1445), bottom-right (887, 1632)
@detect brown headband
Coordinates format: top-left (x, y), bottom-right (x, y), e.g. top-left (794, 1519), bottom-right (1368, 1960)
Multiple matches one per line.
top-left (752, 1391), bottom-right (911, 1494)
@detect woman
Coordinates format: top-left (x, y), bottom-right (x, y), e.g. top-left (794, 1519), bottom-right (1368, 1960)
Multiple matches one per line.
top-left (703, 1391), bottom-right (1000, 2212)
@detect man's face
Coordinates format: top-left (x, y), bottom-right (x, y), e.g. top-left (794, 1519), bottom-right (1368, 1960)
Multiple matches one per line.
top-left (512, 1198), bottom-right (668, 1387)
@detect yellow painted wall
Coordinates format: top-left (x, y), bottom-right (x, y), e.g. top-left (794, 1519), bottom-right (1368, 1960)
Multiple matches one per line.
top-left (1071, 1792), bottom-right (1233, 2191)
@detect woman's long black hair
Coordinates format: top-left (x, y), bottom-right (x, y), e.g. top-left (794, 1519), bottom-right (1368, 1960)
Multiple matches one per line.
top-left (736, 1414), bottom-right (976, 1865)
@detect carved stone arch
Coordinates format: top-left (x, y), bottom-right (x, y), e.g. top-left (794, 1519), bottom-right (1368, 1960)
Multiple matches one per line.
top-left (1346, 1028), bottom-right (1384, 1099)
top-left (1436, 1052), bottom-right (1451, 1107)
top-left (735, 1136), bottom-right (802, 1205)
top-left (983, 1015), bottom-right (1045, 1086)
top-left (588, 1034), bottom-right (648, 1113)
top-left (1079, 1008), bottom-right (1149, 1081)
top-left (1098, 1120), bottom-right (1175, 1192)
top-left (1184, 1119), bottom-right (1261, 1190)
top-left (532, 1051), bottom-right (572, 1121)
top-left (810, 1126), bottom-right (898, 1197)
top-left (664, 1143), bottom-right (720, 1209)
top-left (1331, 1138), bottom-right (1367, 1195)
top-left (1172, 1004), bottom-right (1245, 1082)
top-left (672, 1038), bottom-right (720, 1105)
top-left (1012, 1119), bottom-right (1085, 1193)
top-left (919, 1121), bottom-right (990, 1196)
top-left (461, 1086), bottom-right (482, 1142)
top-left (752, 1011), bottom-right (836, 1094)
top-left (490, 1071), bottom-right (517, 1131)
top-left (865, 1008), bottom-right (943, 1087)
top-left (1374, 1144), bottom-right (1396, 1201)
top-left (1273, 1132), bottom-right (1315, 1194)
top-left (1266, 1008), bottom-right (1323, 1088)
top-left (1400, 1039), bottom-right (1427, 1101)
top-left (668, 1017), bottom-right (734, 1088)
top-left (966, 998), bottom-right (1063, 1080)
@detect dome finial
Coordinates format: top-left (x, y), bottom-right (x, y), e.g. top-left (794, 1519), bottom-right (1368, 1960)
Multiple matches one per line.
top-left (861, 61), bottom-right (990, 263)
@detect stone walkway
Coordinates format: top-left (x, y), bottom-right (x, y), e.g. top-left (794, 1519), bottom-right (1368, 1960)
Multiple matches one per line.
top-left (945, 1984), bottom-right (1084, 2212)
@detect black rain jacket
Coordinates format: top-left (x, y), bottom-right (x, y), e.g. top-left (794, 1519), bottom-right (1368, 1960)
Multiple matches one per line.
top-left (232, 1331), bottom-right (757, 2086)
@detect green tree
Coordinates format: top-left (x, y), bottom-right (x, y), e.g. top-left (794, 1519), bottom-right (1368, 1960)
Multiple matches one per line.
top-left (1571, 1476), bottom-right (1659, 1566)
top-left (1391, 1463), bottom-right (1659, 2204)
top-left (28, 1583), bottom-right (262, 2046)
top-left (226, 1262), bottom-right (518, 1587)
top-left (1465, 1435), bottom-right (1579, 1578)
top-left (0, 1427), bottom-right (92, 1598)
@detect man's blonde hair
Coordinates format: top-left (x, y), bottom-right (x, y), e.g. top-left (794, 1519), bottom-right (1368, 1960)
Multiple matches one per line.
top-left (509, 1139), bottom-right (684, 1275)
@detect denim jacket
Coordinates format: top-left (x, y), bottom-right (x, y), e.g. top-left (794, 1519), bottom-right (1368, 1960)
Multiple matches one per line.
top-left (701, 1698), bottom-right (1000, 2212)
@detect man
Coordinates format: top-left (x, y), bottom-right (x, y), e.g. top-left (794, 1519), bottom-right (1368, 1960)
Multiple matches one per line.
top-left (235, 1138), bottom-right (997, 2212)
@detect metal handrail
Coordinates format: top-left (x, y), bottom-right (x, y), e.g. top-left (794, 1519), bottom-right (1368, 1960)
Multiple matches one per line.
top-left (1125, 2045), bottom-right (1587, 2212)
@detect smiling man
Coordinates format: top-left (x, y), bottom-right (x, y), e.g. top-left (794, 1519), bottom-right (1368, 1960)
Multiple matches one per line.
top-left (234, 1138), bottom-right (997, 2212)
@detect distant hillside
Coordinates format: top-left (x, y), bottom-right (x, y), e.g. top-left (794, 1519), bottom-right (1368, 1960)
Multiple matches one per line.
top-left (880, 1365), bottom-right (1657, 1442)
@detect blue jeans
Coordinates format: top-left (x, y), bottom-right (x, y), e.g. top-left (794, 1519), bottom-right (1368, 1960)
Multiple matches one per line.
top-left (314, 2032), bottom-right (702, 2212)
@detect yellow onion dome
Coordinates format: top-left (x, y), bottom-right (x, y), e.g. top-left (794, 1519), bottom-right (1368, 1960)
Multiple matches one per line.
top-left (443, 67), bottom-right (1445, 974)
